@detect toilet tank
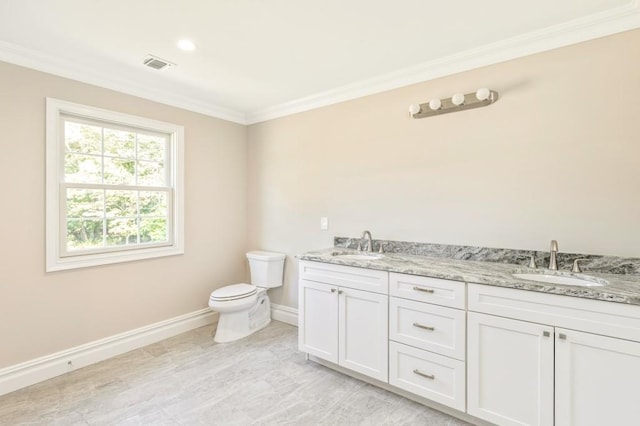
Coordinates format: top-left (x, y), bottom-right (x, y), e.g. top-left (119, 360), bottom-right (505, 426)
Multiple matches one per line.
top-left (246, 251), bottom-right (286, 288)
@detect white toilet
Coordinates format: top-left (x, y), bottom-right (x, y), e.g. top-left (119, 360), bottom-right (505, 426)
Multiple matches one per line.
top-left (208, 250), bottom-right (285, 343)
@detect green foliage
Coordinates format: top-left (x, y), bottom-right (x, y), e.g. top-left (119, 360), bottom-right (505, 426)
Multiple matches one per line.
top-left (64, 120), bottom-right (170, 251)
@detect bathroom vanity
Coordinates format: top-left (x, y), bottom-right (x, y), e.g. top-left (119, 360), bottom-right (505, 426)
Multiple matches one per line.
top-left (298, 246), bottom-right (640, 426)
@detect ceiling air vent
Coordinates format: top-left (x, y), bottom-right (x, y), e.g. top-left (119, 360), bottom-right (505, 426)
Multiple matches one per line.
top-left (143, 55), bottom-right (174, 71)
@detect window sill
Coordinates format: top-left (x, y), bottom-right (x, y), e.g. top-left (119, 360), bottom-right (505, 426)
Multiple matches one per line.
top-left (46, 245), bottom-right (184, 272)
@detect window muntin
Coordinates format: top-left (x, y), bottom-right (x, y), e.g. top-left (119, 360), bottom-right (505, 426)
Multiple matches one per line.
top-left (46, 99), bottom-right (184, 271)
top-left (61, 116), bottom-right (172, 256)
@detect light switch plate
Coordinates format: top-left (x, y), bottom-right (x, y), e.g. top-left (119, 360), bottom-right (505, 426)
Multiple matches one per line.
top-left (320, 217), bottom-right (329, 230)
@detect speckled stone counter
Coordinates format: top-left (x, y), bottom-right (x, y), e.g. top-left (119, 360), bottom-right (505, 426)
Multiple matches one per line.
top-left (299, 248), bottom-right (640, 306)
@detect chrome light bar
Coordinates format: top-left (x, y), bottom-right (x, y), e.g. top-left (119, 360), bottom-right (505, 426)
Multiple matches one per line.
top-left (409, 88), bottom-right (499, 119)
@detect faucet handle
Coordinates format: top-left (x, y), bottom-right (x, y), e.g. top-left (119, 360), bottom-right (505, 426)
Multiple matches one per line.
top-left (357, 242), bottom-right (362, 251)
top-left (378, 243), bottom-right (387, 254)
top-left (528, 255), bottom-right (537, 269)
top-left (572, 258), bottom-right (587, 273)
top-left (550, 240), bottom-right (558, 251)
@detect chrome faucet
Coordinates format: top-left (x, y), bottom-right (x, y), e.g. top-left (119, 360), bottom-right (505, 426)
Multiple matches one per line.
top-left (549, 240), bottom-right (558, 270)
top-left (360, 230), bottom-right (374, 252)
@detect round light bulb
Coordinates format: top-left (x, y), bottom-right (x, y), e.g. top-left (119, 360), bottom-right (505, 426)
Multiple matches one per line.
top-left (476, 88), bottom-right (490, 101)
top-left (451, 93), bottom-right (465, 106)
top-left (409, 103), bottom-right (421, 115)
top-left (428, 99), bottom-right (442, 111)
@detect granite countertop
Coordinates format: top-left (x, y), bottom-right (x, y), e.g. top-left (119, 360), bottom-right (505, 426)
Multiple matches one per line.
top-left (298, 248), bottom-right (640, 306)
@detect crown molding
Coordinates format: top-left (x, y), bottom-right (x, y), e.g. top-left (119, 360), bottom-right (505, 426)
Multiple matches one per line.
top-left (1, 2), bottom-right (638, 126)
top-left (0, 41), bottom-right (247, 125)
top-left (245, 1), bottom-right (640, 124)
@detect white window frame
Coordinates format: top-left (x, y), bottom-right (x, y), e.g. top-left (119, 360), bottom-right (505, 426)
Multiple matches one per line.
top-left (46, 98), bottom-right (184, 271)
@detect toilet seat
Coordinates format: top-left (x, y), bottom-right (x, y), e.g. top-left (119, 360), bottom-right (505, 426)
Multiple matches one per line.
top-left (210, 283), bottom-right (257, 302)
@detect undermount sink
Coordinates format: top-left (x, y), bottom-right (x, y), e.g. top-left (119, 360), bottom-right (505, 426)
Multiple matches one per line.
top-left (512, 272), bottom-right (608, 287)
top-left (333, 253), bottom-right (384, 261)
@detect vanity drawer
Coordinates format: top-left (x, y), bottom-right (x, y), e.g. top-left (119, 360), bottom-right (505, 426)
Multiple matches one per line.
top-left (468, 283), bottom-right (640, 342)
top-left (390, 297), bottom-right (465, 360)
top-left (389, 341), bottom-right (465, 411)
top-left (389, 273), bottom-right (465, 309)
top-left (299, 260), bottom-right (389, 294)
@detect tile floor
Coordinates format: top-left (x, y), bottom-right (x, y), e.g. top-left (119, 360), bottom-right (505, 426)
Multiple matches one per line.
top-left (0, 321), bottom-right (470, 425)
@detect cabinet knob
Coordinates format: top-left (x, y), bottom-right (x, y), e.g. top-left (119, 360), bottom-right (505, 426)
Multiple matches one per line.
top-left (543, 331), bottom-right (550, 337)
top-left (338, 290), bottom-right (344, 294)
top-left (558, 333), bottom-right (567, 340)
top-left (330, 288), bottom-right (337, 293)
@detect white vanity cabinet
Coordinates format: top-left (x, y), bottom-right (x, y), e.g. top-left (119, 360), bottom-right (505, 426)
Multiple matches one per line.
top-left (388, 273), bottom-right (467, 411)
top-left (467, 283), bottom-right (640, 426)
top-left (298, 261), bottom-right (389, 382)
top-left (298, 257), bottom-right (640, 425)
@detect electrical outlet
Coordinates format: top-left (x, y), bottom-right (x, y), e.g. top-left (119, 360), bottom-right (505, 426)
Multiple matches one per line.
top-left (320, 217), bottom-right (329, 230)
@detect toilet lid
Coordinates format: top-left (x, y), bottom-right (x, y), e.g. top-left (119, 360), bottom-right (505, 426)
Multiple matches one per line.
top-left (210, 284), bottom-right (257, 301)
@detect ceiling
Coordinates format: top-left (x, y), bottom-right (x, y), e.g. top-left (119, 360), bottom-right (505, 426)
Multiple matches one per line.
top-left (1, 0), bottom-right (639, 124)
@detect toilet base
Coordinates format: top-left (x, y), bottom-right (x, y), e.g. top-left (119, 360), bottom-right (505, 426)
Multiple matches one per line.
top-left (213, 291), bottom-right (271, 343)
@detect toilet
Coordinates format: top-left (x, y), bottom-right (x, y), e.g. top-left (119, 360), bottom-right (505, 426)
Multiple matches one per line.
top-left (208, 250), bottom-right (285, 343)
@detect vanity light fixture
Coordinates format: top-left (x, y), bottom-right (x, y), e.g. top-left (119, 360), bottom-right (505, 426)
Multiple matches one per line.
top-left (409, 87), bottom-right (499, 119)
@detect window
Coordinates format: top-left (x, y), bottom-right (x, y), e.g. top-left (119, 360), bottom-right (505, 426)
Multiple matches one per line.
top-left (46, 98), bottom-right (184, 271)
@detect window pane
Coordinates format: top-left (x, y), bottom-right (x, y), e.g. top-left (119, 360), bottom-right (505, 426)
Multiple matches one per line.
top-left (140, 218), bottom-right (168, 243)
top-left (65, 121), bottom-right (102, 154)
top-left (67, 219), bottom-right (104, 251)
top-left (139, 191), bottom-right (167, 216)
top-left (106, 190), bottom-right (137, 218)
top-left (106, 218), bottom-right (138, 246)
top-left (138, 134), bottom-right (166, 162)
top-left (104, 128), bottom-right (135, 158)
top-left (64, 153), bottom-right (102, 183)
top-left (66, 189), bottom-right (103, 219)
top-left (137, 161), bottom-right (165, 186)
top-left (104, 157), bottom-right (135, 185)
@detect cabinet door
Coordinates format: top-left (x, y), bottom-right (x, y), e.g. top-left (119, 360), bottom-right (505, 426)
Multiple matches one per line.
top-left (555, 328), bottom-right (640, 426)
top-left (338, 287), bottom-right (389, 382)
top-left (467, 312), bottom-right (554, 426)
top-left (298, 279), bottom-right (338, 363)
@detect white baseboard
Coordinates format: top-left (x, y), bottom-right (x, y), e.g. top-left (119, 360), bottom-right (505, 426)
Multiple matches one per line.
top-left (271, 303), bottom-right (298, 326)
top-left (0, 308), bottom-right (217, 397)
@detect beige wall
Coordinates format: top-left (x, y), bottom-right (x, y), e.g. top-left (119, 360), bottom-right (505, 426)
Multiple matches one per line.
top-left (247, 29), bottom-right (640, 308)
top-left (3, 28), bottom-right (640, 368)
top-left (0, 62), bottom-right (248, 368)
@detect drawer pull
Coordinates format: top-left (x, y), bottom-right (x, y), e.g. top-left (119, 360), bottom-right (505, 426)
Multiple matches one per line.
top-left (412, 322), bottom-right (435, 331)
top-left (413, 369), bottom-right (435, 380)
top-left (413, 286), bottom-right (434, 294)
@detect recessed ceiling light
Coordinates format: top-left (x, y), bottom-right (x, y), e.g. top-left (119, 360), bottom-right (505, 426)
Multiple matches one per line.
top-left (177, 39), bottom-right (196, 51)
